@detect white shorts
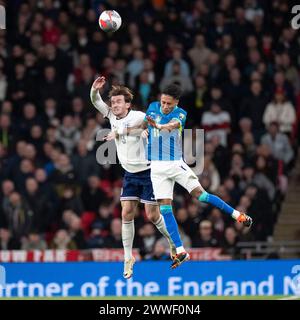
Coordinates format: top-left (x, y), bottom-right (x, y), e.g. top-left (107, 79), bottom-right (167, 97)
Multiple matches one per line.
top-left (150, 160), bottom-right (202, 200)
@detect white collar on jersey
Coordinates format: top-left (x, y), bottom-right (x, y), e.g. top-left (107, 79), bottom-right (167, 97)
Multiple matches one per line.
top-left (116, 109), bottom-right (131, 120)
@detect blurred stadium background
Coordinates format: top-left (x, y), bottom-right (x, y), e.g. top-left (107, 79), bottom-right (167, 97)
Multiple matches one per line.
top-left (0, 0), bottom-right (300, 299)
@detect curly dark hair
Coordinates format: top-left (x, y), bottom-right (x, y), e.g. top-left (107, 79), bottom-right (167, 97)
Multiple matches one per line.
top-left (162, 84), bottom-right (182, 100)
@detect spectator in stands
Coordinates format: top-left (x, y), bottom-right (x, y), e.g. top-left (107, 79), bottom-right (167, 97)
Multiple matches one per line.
top-left (0, 113), bottom-right (15, 154)
top-left (28, 126), bottom-right (45, 159)
top-left (135, 222), bottom-right (158, 257)
top-left (56, 115), bottom-right (81, 155)
top-left (160, 61), bottom-right (193, 95)
top-left (49, 153), bottom-right (78, 196)
top-left (183, 75), bottom-right (208, 120)
top-left (176, 207), bottom-right (194, 237)
top-left (86, 221), bottom-right (108, 249)
top-left (8, 63), bottom-right (30, 107)
top-left (3, 192), bottom-right (33, 239)
top-left (222, 227), bottom-right (239, 258)
top-left (224, 68), bottom-right (247, 117)
top-left (0, 228), bottom-right (20, 250)
top-left (240, 80), bottom-right (268, 139)
top-left (0, 69), bottom-right (7, 102)
top-left (188, 34), bottom-right (211, 74)
top-left (208, 208), bottom-right (225, 242)
top-left (71, 140), bottom-right (100, 184)
top-left (50, 229), bottom-right (77, 250)
top-left (24, 177), bottom-right (54, 233)
top-left (199, 155), bottom-right (221, 192)
top-left (164, 46), bottom-right (190, 78)
top-left (242, 132), bottom-right (257, 160)
top-left (244, 184), bottom-right (273, 240)
top-left (240, 162), bottom-right (276, 201)
top-left (21, 231), bottom-right (47, 250)
top-left (81, 175), bottom-right (108, 214)
top-left (201, 103), bottom-right (231, 147)
top-left (261, 122), bottom-right (294, 166)
top-left (39, 66), bottom-right (65, 103)
top-left (81, 116), bottom-right (102, 152)
top-left (44, 98), bottom-right (60, 128)
top-left (263, 88), bottom-right (296, 135)
top-left (104, 218), bottom-right (123, 249)
top-left (0, 180), bottom-right (15, 217)
top-left (126, 49), bottom-right (144, 88)
top-left (145, 239), bottom-right (171, 261)
top-left (192, 220), bottom-right (220, 248)
top-left (58, 186), bottom-right (84, 217)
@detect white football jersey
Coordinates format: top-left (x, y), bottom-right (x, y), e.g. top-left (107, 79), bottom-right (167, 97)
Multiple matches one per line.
top-left (90, 88), bottom-right (149, 173)
top-left (108, 110), bottom-right (150, 173)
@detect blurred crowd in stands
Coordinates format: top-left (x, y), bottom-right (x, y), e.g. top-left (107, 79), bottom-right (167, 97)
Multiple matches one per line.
top-left (0, 0), bottom-right (299, 260)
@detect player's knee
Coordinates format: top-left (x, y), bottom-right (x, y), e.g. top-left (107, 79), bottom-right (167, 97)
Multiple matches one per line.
top-left (144, 205), bottom-right (160, 222)
top-left (191, 187), bottom-right (204, 198)
top-left (121, 209), bottom-right (135, 221)
top-left (158, 199), bottom-right (172, 205)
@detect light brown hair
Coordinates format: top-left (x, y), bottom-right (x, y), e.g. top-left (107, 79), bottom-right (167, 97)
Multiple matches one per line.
top-left (108, 85), bottom-right (134, 103)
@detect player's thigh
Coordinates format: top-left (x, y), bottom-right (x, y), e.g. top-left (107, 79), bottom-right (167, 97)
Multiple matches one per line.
top-left (120, 174), bottom-right (140, 202)
top-left (139, 170), bottom-right (157, 205)
top-left (121, 200), bottom-right (138, 221)
top-left (174, 161), bottom-right (202, 194)
top-left (151, 172), bottom-right (175, 200)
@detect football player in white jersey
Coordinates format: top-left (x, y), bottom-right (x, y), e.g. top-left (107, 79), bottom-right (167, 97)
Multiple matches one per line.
top-left (90, 76), bottom-right (175, 279)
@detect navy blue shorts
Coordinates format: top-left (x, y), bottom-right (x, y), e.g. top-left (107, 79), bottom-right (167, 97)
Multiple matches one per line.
top-left (120, 169), bottom-right (157, 204)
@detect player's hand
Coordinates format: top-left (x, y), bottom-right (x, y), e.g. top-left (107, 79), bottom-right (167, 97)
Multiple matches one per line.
top-left (92, 76), bottom-right (106, 90)
top-left (141, 129), bottom-right (149, 139)
top-left (103, 131), bottom-right (118, 141)
top-left (146, 116), bottom-right (159, 128)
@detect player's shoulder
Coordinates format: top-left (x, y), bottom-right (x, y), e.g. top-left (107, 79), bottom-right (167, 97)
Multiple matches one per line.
top-left (130, 110), bottom-right (145, 118)
top-left (173, 106), bottom-right (187, 120)
top-left (148, 101), bottom-right (160, 111)
top-left (176, 106), bottom-right (187, 116)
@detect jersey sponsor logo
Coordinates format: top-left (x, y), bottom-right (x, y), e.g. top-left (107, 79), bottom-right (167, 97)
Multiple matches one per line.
top-left (179, 113), bottom-right (185, 120)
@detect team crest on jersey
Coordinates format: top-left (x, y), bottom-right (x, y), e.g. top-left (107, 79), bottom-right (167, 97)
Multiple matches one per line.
top-left (155, 115), bottom-right (161, 123)
top-left (179, 113), bottom-right (185, 120)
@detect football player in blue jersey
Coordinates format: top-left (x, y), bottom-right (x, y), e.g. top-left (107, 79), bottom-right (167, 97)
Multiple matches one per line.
top-left (143, 84), bottom-right (253, 269)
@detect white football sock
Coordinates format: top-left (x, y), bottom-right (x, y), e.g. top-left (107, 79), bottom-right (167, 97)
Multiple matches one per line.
top-left (154, 215), bottom-right (174, 248)
top-left (176, 246), bottom-right (185, 254)
top-left (122, 220), bottom-right (135, 261)
top-left (232, 210), bottom-right (241, 220)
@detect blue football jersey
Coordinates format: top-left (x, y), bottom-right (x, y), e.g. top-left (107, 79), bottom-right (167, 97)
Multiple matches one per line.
top-left (145, 101), bottom-right (187, 160)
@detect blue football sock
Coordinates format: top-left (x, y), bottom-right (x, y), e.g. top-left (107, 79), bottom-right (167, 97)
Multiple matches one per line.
top-left (159, 205), bottom-right (183, 248)
top-left (198, 191), bottom-right (234, 216)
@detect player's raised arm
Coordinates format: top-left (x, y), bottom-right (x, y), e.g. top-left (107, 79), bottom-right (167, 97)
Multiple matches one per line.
top-left (90, 76), bottom-right (111, 118)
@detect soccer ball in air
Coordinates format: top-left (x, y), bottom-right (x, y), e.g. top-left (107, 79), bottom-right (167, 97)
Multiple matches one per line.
top-left (99, 10), bottom-right (122, 32)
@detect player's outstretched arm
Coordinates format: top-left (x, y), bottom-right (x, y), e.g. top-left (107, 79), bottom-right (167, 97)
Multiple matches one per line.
top-left (125, 120), bottom-right (148, 135)
top-left (90, 76), bottom-right (110, 117)
top-left (146, 116), bottom-right (180, 132)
